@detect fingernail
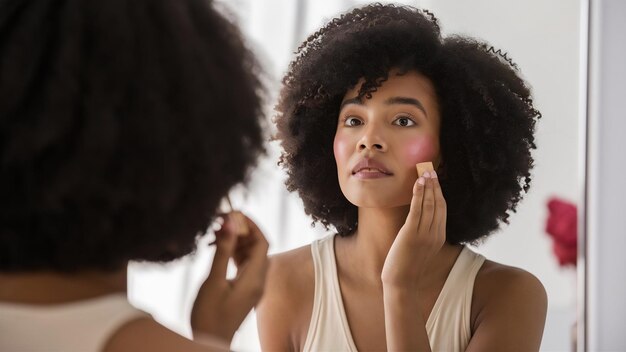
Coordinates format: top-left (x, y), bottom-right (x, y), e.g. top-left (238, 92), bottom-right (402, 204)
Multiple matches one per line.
top-left (423, 171), bottom-right (431, 178)
top-left (431, 170), bottom-right (437, 178)
top-left (417, 177), bottom-right (425, 185)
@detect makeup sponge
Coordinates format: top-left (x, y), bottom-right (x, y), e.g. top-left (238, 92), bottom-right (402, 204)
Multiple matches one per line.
top-left (416, 161), bottom-right (434, 177)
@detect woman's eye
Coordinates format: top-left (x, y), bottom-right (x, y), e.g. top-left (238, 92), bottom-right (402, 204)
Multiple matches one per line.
top-left (344, 117), bottom-right (363, 126)
top-left (393, 116), bottom-right (416, 127)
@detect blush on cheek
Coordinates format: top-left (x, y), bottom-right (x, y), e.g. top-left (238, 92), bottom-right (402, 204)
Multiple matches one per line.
top-left (333, 133), bottom-right (351, 165)
top-left (402, 136), bottom-right (439, 166)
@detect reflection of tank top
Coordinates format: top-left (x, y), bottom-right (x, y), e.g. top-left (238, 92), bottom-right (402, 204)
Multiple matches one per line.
top-left (303, 234), bottom-right (486, 352)
top-left (0, 294), bottom-right (148, 352)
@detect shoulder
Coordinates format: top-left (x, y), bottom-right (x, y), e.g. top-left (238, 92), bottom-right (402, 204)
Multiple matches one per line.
top-left (260, 243), bottom-right (315, 312)
top-left (256, 243), bottom-right (316, 351)
top-left (473, 260), bottom-right (547, 320)
top-left (473, 260), bottom-right (547, 308)
top-left (262, 243), bottom-right (315, 308)
top-left (467, 259), bottom-right (547, 350)
top-left (267, 243), bottom-right (315, 294)
top-left (476, 257), bottom-right (545, 284)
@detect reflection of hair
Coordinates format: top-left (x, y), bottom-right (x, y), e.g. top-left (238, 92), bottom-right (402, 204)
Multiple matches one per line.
top-left (276, 4), bottom-right (540, 244)
top-left (0, 0), bottom-right (265, 272)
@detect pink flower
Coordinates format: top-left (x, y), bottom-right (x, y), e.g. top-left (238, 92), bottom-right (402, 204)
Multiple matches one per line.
top-left (545, 197), bottom-right (577, 267)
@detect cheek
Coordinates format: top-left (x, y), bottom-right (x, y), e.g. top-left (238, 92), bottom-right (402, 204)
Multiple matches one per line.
top-left (400, 136), bottom-right (439, 166)
top-left (333, 132), bottom-right (352, 167)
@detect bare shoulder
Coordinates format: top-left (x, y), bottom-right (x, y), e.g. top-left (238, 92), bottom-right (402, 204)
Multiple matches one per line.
top-left (256, 244), bottom-right (316, 351)
top-left (104, 318), bottom-right (228, 352)
top-left (474, 260), bottom-right (547, 307)
top-left (467, 259), bottom-right (548, 351)
top-left (259, 243), bottom-right (315, 315)
top-left (266, 244), bottom-right (315, 297)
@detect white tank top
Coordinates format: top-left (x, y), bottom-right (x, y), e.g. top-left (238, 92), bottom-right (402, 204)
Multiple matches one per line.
top-left (303, 234), bottom-right (486, 352)
top-left (0, 294), bottom-right (149, 352)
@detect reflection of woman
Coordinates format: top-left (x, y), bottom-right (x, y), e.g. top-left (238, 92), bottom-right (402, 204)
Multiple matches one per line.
top-left (0, 0), bottom-right (268, 351)
top-left (257, 4), bottom-right (546, 351)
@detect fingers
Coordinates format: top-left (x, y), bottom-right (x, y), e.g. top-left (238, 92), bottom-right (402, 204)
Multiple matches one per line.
top-left (431, 171), bottom-right (447, 240)
top-left (431, 170), bottom-right (447, 221)
top-left (207, 215), bottom-right (238, 282)
top-left (416, 171), bottom-right (436, 233)
top-left (406, 175), bottom-right (426, 228)
top-left (230, 211), bottom-right (249, 236)
top-left (235, 215), bottom-right (269, 273)
top-left (232, 215), bottom-right (269, 297)
top-left (243, 216), bottom-right (269, 257)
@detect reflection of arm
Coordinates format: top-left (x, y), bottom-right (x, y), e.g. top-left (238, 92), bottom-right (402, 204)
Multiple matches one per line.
top-left (465, 265), bottom-right (547, 352)
top-left (383, 287), bottom-right (433, 351)
top-left (256, 257), bottom-right (294, 351)
top-left (257, 250), bottom-right (314, 352)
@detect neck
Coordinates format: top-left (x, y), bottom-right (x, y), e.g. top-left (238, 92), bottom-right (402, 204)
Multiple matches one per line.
top-left (355, 205), bottom-right (410, 270)
top-left (337, 206), bottom-right (462, 288)
top-left (0, 267), bottom-right (128, 305)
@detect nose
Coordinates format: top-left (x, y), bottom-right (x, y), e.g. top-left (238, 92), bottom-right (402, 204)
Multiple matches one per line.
top-left (357, 125), bottom-right (387, 152)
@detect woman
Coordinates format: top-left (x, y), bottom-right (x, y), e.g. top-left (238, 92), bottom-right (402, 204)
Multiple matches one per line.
top-left (0, 0), bottom-right (268, 350)
top-left (257, 4), bottom-right (547, 351)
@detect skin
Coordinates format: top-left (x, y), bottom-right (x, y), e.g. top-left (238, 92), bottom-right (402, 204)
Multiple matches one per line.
top-left (257, 70), bottom-right (547, 351)
top-left (333, 70), bottom-right (441, 208)
top-left (0, 213), bottom-right (269, 352)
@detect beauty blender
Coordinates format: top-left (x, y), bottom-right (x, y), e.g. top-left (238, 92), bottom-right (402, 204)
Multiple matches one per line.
top-left (415, 161), bottom-right (434, 177)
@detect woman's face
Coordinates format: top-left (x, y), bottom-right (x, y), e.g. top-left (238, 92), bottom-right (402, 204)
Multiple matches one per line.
top-left (333, 70), bottom-right (441, 208)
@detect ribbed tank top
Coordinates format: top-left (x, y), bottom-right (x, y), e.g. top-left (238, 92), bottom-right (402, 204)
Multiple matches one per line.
top-left (0, 294), bottom-right (149, 352)
top-left (303, 234), bottom-right (486, 352)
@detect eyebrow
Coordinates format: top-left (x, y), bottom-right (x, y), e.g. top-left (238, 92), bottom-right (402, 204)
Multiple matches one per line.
top-left (340, 96), bottom-right (428, 117)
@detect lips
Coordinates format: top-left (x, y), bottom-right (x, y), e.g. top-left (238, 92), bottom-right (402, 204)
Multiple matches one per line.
top-left (351, 158), bottom-right (392, 176)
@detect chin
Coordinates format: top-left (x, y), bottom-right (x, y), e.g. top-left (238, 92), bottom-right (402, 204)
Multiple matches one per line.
top-left (346, 195), bottom-right (411, 209)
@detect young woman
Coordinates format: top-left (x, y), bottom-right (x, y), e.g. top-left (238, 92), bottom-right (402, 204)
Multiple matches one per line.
top-left (257, 4), bottom-right (547, 351)
top-left (0, 0), bottom-right (269, 351)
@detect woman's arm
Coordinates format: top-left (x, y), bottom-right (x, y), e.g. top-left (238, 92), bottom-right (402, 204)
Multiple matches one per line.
top-left (382, 287), bottom-right (432, 351)
top-left (191, 213), bottom-right (269, 342)
top-left (382, 171), bottom-right (547, 351)
top-left (106, 213), bottom-right (269, 352)
top-left (382, 171), bottom-right (445, 351)
top-left (465, 267), bottom-right (547, 352)
top-left (256, 256), bottom-right (295, 352)
top-left (257, 247), bottom-right (314, 352)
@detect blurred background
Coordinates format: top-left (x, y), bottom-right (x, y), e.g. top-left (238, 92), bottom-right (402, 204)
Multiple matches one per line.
top-left (127, 1), bottom-right (582, 351)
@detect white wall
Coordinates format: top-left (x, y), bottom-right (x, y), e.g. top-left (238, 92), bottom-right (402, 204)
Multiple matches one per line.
top-left (128, 1), bottom-right (582, 351)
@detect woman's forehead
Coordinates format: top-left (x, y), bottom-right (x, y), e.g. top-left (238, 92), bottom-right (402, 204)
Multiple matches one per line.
top-left (340, 70), bottom-right (440, 118)
top-left (342, 70), bottom-right (438, 104)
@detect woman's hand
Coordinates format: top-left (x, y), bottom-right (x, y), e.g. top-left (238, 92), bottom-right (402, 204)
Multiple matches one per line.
top-left (381, 171), bottom-right (447, 289)
top-left (380, 171), bottom-right (445, 351)
top-left (190, 212), bottom-right (269, 343)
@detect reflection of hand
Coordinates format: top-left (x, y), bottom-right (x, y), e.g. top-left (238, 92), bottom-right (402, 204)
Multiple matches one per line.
top-left (191, 213), bottom-right (269, 343)
top-left (382, 171), bottom-right (446, 288)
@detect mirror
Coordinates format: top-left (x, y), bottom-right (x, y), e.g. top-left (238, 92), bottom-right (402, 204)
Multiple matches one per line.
top-left (128, 1), bottom-right (584, 350)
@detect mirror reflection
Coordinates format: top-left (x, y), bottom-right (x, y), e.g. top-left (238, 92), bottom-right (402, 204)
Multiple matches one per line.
top-left (126, 1), bottom-right (581, 351)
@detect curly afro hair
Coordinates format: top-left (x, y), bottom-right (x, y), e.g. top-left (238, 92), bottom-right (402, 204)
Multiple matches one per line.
top-left (275, 3), bottom-right (540, 244)
top-left (0, 0), bottom-right (265, 272)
